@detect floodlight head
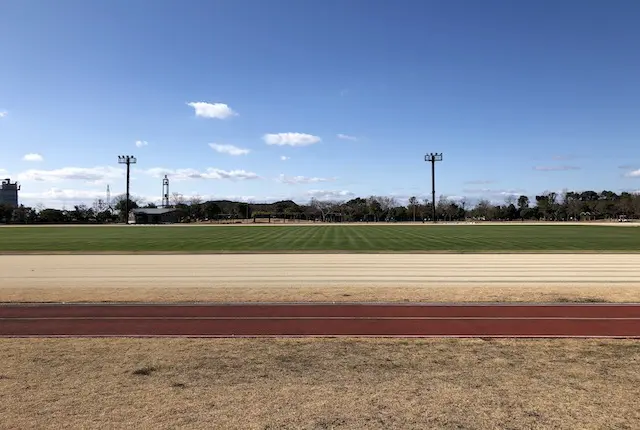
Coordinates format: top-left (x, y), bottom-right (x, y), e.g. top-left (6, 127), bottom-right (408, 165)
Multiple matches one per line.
top-left (118, 155), bottom-right (137, 164)
top-left (425, 153), bottom-right (443, 162)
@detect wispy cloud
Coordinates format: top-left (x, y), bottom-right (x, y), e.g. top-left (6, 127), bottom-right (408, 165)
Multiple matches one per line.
top-left (17, 166), bottom-right (122, 183)
top-left (462, 188), bottom-right (526, 197)
top-left (306, 189), bottom-right (354, 200)
top-left (463, 180), bottom-right (495, 185)
top-left (277, 174), bottom-right (335, 185)
top-left (619, 164), bottom-right (636, 170)
top-left (280, 156), bottom-right (290, 161)
top-left (625, 169), bottom-right (640, 178)
top-left (0, 111), bottom-right (7, 118)
top-left (135, 140), bottom-right (149, 148)
top-left (187, 102), bottom-right (237, 119)
top-left (551, 154), bottom-right (581, 161)
top-left (337, 134), bottom-right (358, 142)
top-left (21, 188), bottom-right (108, 202)
top-left (144, 167), bottom-right (259, 181)
top-left (263, 133), bottom-right (321, 147)
top-left (209, 143), bottom-right (250, 156)
top-left (23, 153), bottom-right (44, 162)
top-left (533, 165), bottom-right (581, 172)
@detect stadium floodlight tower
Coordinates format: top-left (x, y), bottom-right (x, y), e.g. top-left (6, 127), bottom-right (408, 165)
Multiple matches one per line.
top-left (424, 152), bottom-right (443, 223)
top-left (117, 155), bottom-right (137, 223)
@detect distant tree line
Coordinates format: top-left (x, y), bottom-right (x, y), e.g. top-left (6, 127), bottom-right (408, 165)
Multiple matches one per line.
top-left (1, 190), bottom-right (639, 224)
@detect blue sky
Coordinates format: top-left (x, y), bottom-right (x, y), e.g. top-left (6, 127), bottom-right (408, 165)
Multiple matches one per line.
top-left (1, 0), bottom-right (639, 208)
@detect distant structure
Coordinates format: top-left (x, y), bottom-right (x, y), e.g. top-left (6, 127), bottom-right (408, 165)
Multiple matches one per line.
top-left (162, 175), bottom-right (170, 208)
top-left (131, 207), bottom-right (179, 224)
top-left (0, 178), bottom-right (20, 207)
top-left (106, 185), bottom-right (112, 210)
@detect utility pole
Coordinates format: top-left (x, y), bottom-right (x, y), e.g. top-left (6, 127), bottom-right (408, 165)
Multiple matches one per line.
top-left (118, 155), bottom-right (137, 223)
top-left (424, 153), bottom-right (443, 223)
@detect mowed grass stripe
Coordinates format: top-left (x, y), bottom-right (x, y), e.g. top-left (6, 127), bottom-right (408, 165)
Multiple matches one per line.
top-left (0, 225), bottom-right (639, 252)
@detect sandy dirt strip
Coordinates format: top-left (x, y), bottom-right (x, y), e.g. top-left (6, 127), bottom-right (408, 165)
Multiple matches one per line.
top-left (2, 254), bottom-right (640, 303)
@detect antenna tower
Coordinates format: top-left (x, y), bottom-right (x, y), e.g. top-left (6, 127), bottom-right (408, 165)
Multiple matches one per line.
top-left (106, 185), bottom-right (111, 210)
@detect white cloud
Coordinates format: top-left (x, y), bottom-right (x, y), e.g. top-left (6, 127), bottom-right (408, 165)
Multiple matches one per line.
top-left (209, 143), bottom-right (250, 156)
top-left (462, 188), bottom-right (526, 196)
top-left (0, 111), bottom-right (7, 118)
top-left (135, 140), bottom-right (149, 148)
top-left (551, 155), bottom-right (580, 161)
top-left (337, 134), bottom-right (358, 141)
top-left (23, 153), bottom-right (44, 162)
top-left (277, 174), bottom-right (335, 185)
top-left (280, 156), bottom-right (290, 161)
top-left (626, 169), bottom-right (640, 177)
top-left (19, 188), bottom-right (163, 209)
top-left (533, 165), bottom-right (580, 171)
top-left (263, 133), bottom-right (321, 147)
top-left (464, 180), bottom-right (495, 185)
top-left (187, 102), bottom-right (237, 119)
top-left (21, 188), bottom-right (107, 202)
top-left (17, 166), bottom-right (122, 183)
top-left (144, 167), bottom-right (259, 181)
top-left (306, 189), bottom-right (355, 200)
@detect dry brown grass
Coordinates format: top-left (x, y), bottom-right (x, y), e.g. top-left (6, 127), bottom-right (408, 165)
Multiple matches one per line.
top-left (1, 338), bottom-right (639, 429)
top-left (2, 285), bottom-right (640, 303)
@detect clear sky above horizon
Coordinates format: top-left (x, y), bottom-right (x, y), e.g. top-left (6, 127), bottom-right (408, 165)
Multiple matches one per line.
top-left (1, 0), bottom-right (639, 208)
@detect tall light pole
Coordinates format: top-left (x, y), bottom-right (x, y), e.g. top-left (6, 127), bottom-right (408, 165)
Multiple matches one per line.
top-left (425, 153), bottom-right (443, 223)
top-left (118, 155), bottom-right (137, 223)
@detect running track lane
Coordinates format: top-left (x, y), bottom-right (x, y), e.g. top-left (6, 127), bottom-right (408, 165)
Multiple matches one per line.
top-left (1, 303), bottom-right (640, 338)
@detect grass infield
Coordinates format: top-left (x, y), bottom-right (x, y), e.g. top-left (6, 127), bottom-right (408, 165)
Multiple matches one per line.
top-left (0, 224), bottom-right (639, 253)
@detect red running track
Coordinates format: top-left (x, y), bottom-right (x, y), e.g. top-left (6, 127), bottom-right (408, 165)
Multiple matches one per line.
top-left (1, 303), bottom-right (640, 338)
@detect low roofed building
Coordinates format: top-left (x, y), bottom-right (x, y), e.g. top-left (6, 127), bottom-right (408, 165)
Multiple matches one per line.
top-left (131, 207), bottom-right (179, 224)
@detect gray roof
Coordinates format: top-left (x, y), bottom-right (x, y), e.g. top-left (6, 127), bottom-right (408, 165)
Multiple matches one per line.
top-left (132, 208), bottom-right (177, 215)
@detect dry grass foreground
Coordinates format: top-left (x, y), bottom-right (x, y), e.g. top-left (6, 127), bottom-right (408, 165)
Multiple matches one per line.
top-left (2, 254), bottom-right (640, 303)
top-left (0, 338), bottom-right (638, 429)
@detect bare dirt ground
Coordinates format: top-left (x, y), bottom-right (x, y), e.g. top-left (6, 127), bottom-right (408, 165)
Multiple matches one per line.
top-left (1, 338), bottom-right (638, 429)
top-left (2, 254), bottom-right (640, 303)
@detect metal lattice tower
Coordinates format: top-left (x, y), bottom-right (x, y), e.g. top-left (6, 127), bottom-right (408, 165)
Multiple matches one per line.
top-left (106, 185), bottom-right (111, 210)
top-left (162, 175), bottom-right (170, 207)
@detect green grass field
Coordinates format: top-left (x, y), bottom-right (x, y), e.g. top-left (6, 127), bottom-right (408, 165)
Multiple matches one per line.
top-left (0, 224), bottom-right (639, 253)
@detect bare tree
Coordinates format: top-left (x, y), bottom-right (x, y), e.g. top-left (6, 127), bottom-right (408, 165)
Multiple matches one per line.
top-left (437, 195), bottom-right (451, 221)
top-left (378, 196), bottom-right (398, 216)
top-left (504, 195), bottom-right (516, 206)
top-left (459, 197), bottom-right (468, 213)
top-left (92, 198), bottom-right (107, 213)
top-left (408, 196), bottom-right (418, 221)
top-left (473, 199), bottom-right (493, 220)
top-left (171, 192), bottom-right (185, 206)
top-left (366, 196), bottom-right (383, 221)
top-left (310, 198), bottom-right (332, 222)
